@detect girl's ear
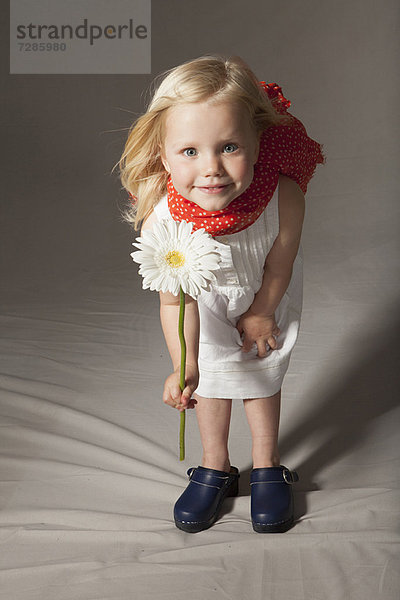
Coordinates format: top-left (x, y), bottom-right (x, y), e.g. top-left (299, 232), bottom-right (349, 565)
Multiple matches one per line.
top-left (160, 145), bottom-right (170, 173)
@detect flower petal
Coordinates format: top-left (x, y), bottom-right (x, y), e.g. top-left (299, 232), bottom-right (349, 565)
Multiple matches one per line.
top-left (131, 218), bottom-right (223, 298)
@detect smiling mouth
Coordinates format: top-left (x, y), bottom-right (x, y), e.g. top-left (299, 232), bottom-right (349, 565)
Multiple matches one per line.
top-left (196, 184), bottom-right (231, 194)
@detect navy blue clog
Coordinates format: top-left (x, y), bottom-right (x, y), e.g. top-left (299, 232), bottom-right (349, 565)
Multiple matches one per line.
top-left (250, 466), bottom-right (299, 533)
top-left (174, 466), bottom-right (240, 533)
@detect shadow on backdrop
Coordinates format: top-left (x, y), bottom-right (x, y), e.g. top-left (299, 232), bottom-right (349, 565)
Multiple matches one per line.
top-left (231, 302), bottom-right (400, 524)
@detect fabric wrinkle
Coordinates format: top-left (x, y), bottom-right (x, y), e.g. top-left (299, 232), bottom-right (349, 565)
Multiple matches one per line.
top-left (153, 182), bottom-right (303, 399)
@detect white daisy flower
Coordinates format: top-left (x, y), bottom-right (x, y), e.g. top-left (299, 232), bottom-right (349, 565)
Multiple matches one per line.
top-left (131, 219), bottom-right (221, 298)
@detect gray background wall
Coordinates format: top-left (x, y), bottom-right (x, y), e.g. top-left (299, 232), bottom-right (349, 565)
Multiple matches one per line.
top-left (3, 0), bottom-right (399, 308)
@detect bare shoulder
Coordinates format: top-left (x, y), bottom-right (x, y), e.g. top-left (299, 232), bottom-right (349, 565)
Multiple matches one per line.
top-left (278, 175), bottom-right (305, 226)
top-left (141, 208), bottom-right (158, 233)
top-left (276, 175), bottom-right (305, 244)
top-left (278, 175), bottom-right (305, 203)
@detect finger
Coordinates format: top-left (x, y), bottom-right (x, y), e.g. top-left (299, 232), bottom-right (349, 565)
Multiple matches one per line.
top-left (181, 387), bottom-right (193, 408)
top-left (268, 335), bottom-right (277, 350)
top-left (256, 341), bottom-right (268, 358)
top-left (256, 340), bottom-right (271, 358)
top-left (163, 386), bottom-right (180, 407)
top-left (162, 389), bottom-right (171, 405)
top-left (186, 390), bottom-right (198, 409)
top-left (174, 395), bottom-right (185, 411)
top-left (241, 337), bottom-right (253, 353)
top-left (164, 397), bottom-right (179, 409)
top-left (180, 398), bottom-right (196, 411)
top-left (163, 396), bottom-right (177, 409)
top-left (172, 385), bottom-right (182, 401)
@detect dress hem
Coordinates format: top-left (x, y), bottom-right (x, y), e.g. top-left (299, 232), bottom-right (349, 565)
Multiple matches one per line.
top-left (195, 359), bottom-right (289, 400)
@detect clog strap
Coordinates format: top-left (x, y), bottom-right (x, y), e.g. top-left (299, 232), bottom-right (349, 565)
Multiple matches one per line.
top-left (187, 466), bottom-right (239, 489)
top-left (250, 466), bottom-right (299, 485)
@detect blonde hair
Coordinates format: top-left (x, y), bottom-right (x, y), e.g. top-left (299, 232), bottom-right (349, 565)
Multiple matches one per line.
top-left (119, 55), bottom-right (286, 229)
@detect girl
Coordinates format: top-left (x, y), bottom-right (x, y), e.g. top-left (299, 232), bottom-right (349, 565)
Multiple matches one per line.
top-left (119, 56), bottom-right (324, 533)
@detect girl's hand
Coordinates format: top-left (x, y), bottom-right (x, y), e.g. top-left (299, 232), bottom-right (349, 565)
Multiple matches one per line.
top-left (236, 309), bottom-right (280, 358)
top-left (163, 364), bottom-right (199, 412)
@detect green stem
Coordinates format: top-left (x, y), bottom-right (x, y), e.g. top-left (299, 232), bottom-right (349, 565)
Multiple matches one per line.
top-left (178, 287), bottom-right (186, 461)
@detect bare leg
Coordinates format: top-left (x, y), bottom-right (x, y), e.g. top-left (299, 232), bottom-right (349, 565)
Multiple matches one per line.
top-left (194, 394), bottom-right (232, 472)
top-left (243, 390), bottom-right (281, 468)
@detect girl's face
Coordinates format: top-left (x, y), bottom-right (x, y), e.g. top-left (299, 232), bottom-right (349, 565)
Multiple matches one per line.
top-left (161, 99), bottom-right (260, 212)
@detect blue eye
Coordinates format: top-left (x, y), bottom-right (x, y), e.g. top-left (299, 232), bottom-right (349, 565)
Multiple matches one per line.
top-left (223, 143), bottom-right (238, 153)
top-left (183, 148), bottom-right (197, 157)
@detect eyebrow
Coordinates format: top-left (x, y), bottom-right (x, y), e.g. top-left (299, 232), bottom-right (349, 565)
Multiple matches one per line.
top-left (169, 134), bottom-right (244, 149)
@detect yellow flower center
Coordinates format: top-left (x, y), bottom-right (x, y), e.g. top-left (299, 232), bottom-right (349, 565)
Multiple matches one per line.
top-left (165, 250), bottom-right (185, 268)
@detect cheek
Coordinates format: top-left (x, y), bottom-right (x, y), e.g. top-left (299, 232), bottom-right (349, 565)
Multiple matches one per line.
top-left (170, 162), bottom-right (194, 184)
top-left (170, 167), bottom-right (183, 184)
top-left (168, 167), bottom-right (193, 195)
top-left (235, 158), bottom-right (254, 183)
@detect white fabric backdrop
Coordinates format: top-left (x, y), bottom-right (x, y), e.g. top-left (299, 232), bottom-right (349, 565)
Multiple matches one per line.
top-left (1, 1), bottom-right (399, 598)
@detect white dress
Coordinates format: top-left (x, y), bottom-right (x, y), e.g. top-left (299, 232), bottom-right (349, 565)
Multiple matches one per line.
top-left (153, 181), bottom-right (303, 399)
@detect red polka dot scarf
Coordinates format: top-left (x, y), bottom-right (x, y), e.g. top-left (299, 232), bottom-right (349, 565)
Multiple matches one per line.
top-left (167, 82), bottom-right (324, 237)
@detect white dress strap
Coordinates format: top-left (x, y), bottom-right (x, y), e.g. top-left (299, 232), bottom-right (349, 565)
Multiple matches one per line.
top-left (153, 195), bottom-right (170, 222)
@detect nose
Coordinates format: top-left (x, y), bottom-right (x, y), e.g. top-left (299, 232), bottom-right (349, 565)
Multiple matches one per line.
top-left (201, 152), bottom-right (224, 177)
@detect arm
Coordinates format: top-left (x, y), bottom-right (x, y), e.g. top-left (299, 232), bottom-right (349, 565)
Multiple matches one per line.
top-left (141, 211), bottom-right (199, 411)
top-left (160, 292), bottom-right (200, 411)
top-left (236, 175), bottom-right (305, 357)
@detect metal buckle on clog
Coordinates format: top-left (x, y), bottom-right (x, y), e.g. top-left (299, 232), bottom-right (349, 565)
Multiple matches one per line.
top-left (283, 469), bottom-right (298, 484)
top-left (187, 468), bottom-right (195, 480)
